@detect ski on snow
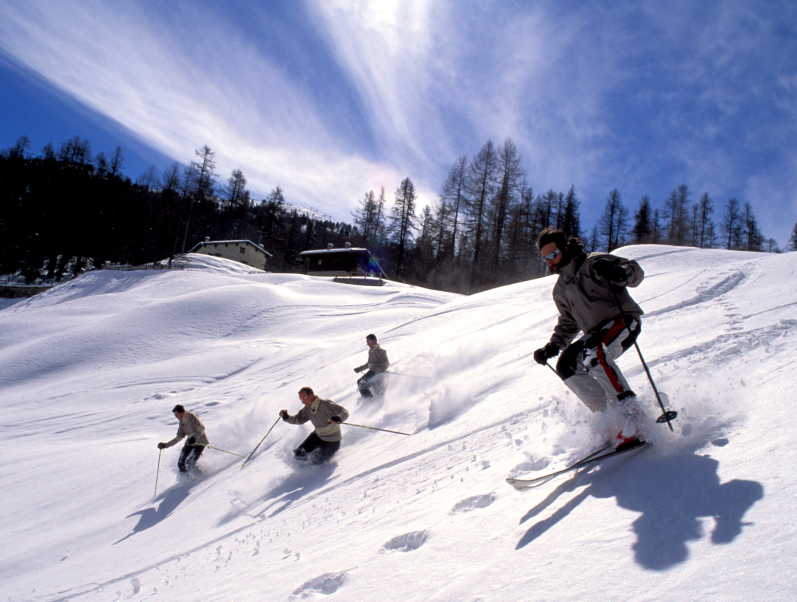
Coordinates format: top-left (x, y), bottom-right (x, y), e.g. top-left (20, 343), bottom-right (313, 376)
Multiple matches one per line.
top-left (506, 439), bottom-right (648, 490)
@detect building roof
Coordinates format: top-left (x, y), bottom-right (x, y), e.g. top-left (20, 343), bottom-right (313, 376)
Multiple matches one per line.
top-left (299, 247), bottom-right (368, 256)
top-left (189, 240), bottom-right (272, 257)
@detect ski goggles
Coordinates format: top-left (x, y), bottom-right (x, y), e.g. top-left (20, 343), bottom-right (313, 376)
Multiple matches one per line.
top-left (543, 248), bottom-right (561, 261)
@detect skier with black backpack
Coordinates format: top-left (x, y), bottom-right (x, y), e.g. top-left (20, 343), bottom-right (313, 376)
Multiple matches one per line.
top-left (532, 227), bottom-right (646, 448)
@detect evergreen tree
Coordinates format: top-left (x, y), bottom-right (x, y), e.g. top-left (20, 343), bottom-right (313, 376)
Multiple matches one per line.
top-left (651, 209), bottom-right (662, 243)
top-left (411, 204), bottom-right (436, 284)
top-left (302, 218), bottom-right (318, 254)
top-left (257, 187), bottom-right (288, 258)
top-left (109, 146), bottom-right (124, 177)
top-left (587, 226), bottom-right (599, 253)
top-left (430, 198), bottom-right (454, 260)
top-left (58, 136), bottom-right (89, 164)
top-left (137, 165), bottom-right (160, 191)
top-left (788, 222), bottom-right (797, 252)
top-left (426, 198), bottom-right (452, 289)
top-left (464, 140), bottom-right (498, 277)
top-left (539, 190), bottom-right (559, 230)
top-left (742, 202), bottom-right (763, 251)
top-left (95, 152), bottom-right (109, 177)
top-left (721, 198), bottom-right (743, 250)
top-left (10, 135), bottom-right (31, 158)
top-left (502, 187), bottom-right (526, 280)
top-left (352, 190), bottom-right (378, 246)
top-left (162, 163), bottom-right (181, 192)
top-left (41, 142), bottom-right (55, 161)
top-left (491, 138), bottom-right (524, 268)
top-left (598, 189), bottom-right (629, 252)
top-left (561, 186), bottom-right (581, 238)
top-left (373, 187), bottom-right (388, 249)
top-left (440, 156), bottom-right (469, 263)
top-left (696, 192), bottom-right (714, 248)
top-left (387, 177), bottom-right (418, 279)
top-left (663, 184), bottom-right (692, 245)
top-left (190, 145), bottom-right (217, 202)
top-left (632, 196), bottom-right (653, 243)
top-left (224, 169), bottom-right (249, 206)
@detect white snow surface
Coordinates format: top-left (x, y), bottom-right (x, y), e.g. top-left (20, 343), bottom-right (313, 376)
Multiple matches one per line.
top-left (279, 202), bottom-right (334, 223)
top-left (1, 247), bottom-right (795, 601)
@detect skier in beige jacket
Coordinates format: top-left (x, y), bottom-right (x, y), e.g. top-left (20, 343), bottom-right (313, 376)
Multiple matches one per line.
top-left (354, 333), bottom-right (390, 398)
top-left (280, 387), bottom-right (349, 464)
top-left (157, 404), bottom-right (209, 473)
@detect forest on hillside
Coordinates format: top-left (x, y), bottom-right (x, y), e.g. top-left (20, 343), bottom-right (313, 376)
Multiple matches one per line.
top-left (0, 136), bottom-right (351, 285)
top-left (349, 138), bottom-right (795, 292)
top-left (2, 135), bottom-right (795, 294)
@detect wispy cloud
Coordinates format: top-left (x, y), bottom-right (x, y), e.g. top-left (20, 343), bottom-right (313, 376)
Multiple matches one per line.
top-left (1, 0), bottom-right (795, 243)
top-left (0, 0), bottom-right (376, 214)
top-left (305, 1), bottom-right (614, 197)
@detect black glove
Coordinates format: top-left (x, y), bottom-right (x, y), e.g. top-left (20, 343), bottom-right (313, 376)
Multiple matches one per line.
top-left (187, 436), bottom-right (196, 445)
top-left (593, 258), bottom-right (626, 283)
top-left (280, 409), bottom-right (289, 420)
top-left (533, 343), bottom-right (559, 365)
top-left (329, 416), bottom-right (342, 424)
top-left (354, 365), bottom-right (365, 373)
top-left (157, 442), bottom-right (167, 450)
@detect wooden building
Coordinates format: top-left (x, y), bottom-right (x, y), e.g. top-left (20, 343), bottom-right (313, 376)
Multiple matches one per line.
top-left (299, 243), bottom-right (387, 286)
top-left (188, 239), bottom-right (271, 271)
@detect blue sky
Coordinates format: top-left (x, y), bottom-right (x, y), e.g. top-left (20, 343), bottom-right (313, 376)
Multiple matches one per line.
top-left (2, 0), bottom-right (796, 247)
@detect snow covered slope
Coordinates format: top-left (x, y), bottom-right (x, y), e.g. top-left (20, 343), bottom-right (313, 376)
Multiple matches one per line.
top-left (0, 246), bottom-right (795, 601)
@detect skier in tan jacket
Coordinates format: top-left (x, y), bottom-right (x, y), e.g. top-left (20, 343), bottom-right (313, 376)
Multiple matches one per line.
top-left (157, 404), bottom-right (210, 473)
top-left (354, 334), bottom-right (390, 398)
top-left (280, 387), bottom-right (350, 464)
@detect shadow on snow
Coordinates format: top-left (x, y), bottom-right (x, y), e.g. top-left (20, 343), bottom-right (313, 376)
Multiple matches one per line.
top-left (258, 462), bottom-right (337, 519)
top-left (515, 446), bottom-right (763, 570)
top-left (116, 483), bottom-right (195, 544)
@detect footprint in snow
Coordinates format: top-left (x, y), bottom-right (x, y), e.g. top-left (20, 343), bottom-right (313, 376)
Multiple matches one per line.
top-left (382, 530), bottom-right (428, 552)
top-left (451, 493), bottom-right (494, 513)
top-left (291, 572), bottom-right (346, 597)
top-left (507, 458), bottom-right (549, 478)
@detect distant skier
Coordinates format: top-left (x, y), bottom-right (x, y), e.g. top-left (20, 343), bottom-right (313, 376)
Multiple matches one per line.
top-left (157, 404), bottom-right (209, 473)
top-left (353, 334), bottom-right (390, 398)
top-left (532, 228), bottom-right (645, 447)
top-left (280, 387), bottom-right (350, 464)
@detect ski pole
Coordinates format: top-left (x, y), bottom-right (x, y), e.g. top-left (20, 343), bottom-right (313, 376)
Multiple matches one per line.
top-left (343, 422), bottom-right (411, 436)
top-left (384, 371), bottom-right (431, 379)
top-left (241, 416), bottom-right (281, 468)
top-left (607, 284), bottom-right (677, 430)
top-left (197, 443), bottom-right (248, 459)
top-left (154, 448), bottom-right (162, 498)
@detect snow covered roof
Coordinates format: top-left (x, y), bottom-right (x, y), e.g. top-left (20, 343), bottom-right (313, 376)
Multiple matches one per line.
top-left (299, 247), bottom-right (368, 256)
top-left (188, 239), bottom-right (272, 256)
